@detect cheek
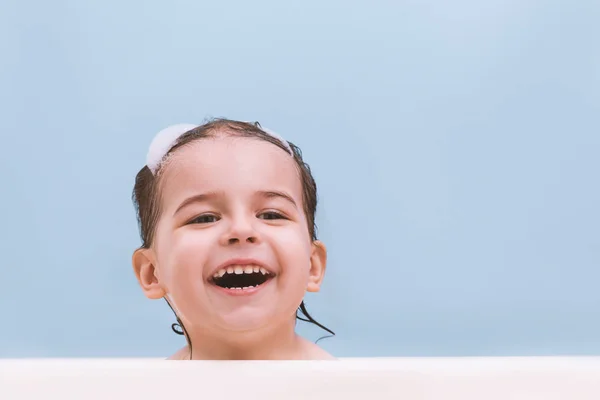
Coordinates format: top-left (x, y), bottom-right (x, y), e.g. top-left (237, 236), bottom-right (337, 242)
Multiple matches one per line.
top-left (158, 230), bottom-right (211, 288)
top-left (157, 231), bottom-right (214, 322)
top-left (270, 227), bottom-right (313, 277)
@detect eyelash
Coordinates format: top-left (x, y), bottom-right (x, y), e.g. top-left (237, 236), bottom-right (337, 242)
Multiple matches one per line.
top-left (188, 214), bottom-right (220, 224)
top-left (258, 211), bottom-right (287, 220)
top-left (187, 211), bottom-right (287, 225)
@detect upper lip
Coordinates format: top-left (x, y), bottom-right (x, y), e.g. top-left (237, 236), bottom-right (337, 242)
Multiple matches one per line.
top-left (208, 258), bottom-right (274, 279)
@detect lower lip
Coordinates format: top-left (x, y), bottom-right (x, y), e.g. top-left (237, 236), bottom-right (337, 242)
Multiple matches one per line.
top-left (210, 278), bottom-right (273, 296)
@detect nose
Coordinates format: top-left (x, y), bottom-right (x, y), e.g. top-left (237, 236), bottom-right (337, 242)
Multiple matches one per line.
top-left (221, 214), bottom-right (260, 246)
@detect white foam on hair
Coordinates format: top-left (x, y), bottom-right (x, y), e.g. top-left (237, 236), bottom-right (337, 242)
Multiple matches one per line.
top-left (146, 122), bottom-right (293, 175)
top-left (262, 126), bottom-right (293, 155)
top-left (146, 124), bottom-right (199, 175)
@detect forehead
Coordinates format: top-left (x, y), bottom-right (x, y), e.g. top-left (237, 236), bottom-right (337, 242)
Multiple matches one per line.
top-left (159, 136), bottom-right (303, 210)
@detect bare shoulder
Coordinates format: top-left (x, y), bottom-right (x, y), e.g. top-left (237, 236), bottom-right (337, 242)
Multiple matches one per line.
top-left (299, 338), bottom-right (337, 360)
top-left (167, 346), bottom-right (190, 360)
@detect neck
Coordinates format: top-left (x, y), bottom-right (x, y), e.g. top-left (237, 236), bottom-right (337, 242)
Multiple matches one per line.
top-left (184, 319), bottom-right (303, 360)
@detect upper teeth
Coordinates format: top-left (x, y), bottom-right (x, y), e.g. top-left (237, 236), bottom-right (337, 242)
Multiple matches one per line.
top-left (213, 265), bottom-right (269, 279)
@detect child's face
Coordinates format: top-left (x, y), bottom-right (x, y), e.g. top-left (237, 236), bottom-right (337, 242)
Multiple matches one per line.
top-left (134, 135), bottom-right (326, 334)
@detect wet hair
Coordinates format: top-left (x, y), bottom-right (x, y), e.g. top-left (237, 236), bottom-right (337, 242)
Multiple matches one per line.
top-left (132, 118), bottom-right (334, 357)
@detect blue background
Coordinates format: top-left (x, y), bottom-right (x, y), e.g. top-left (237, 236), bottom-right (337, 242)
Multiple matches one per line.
top-left (1, 0), bottom-right (599, 357)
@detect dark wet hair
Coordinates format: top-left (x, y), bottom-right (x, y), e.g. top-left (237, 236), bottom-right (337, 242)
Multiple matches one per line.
top-left (132, 118), bottom-right (334, 358)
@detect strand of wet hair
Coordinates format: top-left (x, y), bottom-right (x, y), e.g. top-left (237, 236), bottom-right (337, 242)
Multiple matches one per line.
top-left (296, 301), bottom-right (335, 343)
top-left (163, 298), bottom-right (193, 360)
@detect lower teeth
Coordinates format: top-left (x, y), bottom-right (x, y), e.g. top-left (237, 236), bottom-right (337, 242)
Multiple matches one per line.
top-left (230, 286), bottom-right (256, 290)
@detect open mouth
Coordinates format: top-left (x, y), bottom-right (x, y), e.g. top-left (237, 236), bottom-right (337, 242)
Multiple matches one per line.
top-left (210, 265), bottom-right (274, 290)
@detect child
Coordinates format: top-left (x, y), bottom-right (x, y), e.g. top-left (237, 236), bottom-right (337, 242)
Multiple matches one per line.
top-left (131, 119), bottom-right (335, 360)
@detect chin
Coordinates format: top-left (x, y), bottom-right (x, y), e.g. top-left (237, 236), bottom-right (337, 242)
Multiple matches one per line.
top-left (216, 308), bottom-right (282, 333)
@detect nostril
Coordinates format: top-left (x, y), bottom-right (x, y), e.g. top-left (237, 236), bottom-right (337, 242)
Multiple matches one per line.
top-left (227, 235), bottom-right (257, 245)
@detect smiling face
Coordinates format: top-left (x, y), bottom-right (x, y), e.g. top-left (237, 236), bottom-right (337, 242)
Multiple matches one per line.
top-left (133, 134), bottom-right (327, 336)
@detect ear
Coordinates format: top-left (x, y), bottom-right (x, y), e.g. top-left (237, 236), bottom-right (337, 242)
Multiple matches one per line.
top-left (132, 248), bottom-right (166, 300)
top-left (307, 240), bottom-right (327, 293)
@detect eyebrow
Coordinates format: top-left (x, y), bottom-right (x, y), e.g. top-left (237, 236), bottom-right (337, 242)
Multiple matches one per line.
top-left (258, 190), bottom-right (298, 209)
top-left (173, 192), bottom-right (221, 216)
top-left (173, 190), bottom-right (298, 216)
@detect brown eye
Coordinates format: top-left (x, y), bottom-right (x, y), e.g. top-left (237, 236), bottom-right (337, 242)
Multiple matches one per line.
top-left (189, 214), bottom-right (220, 224)
top-left (258, 211), bottom-right (286, 220)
